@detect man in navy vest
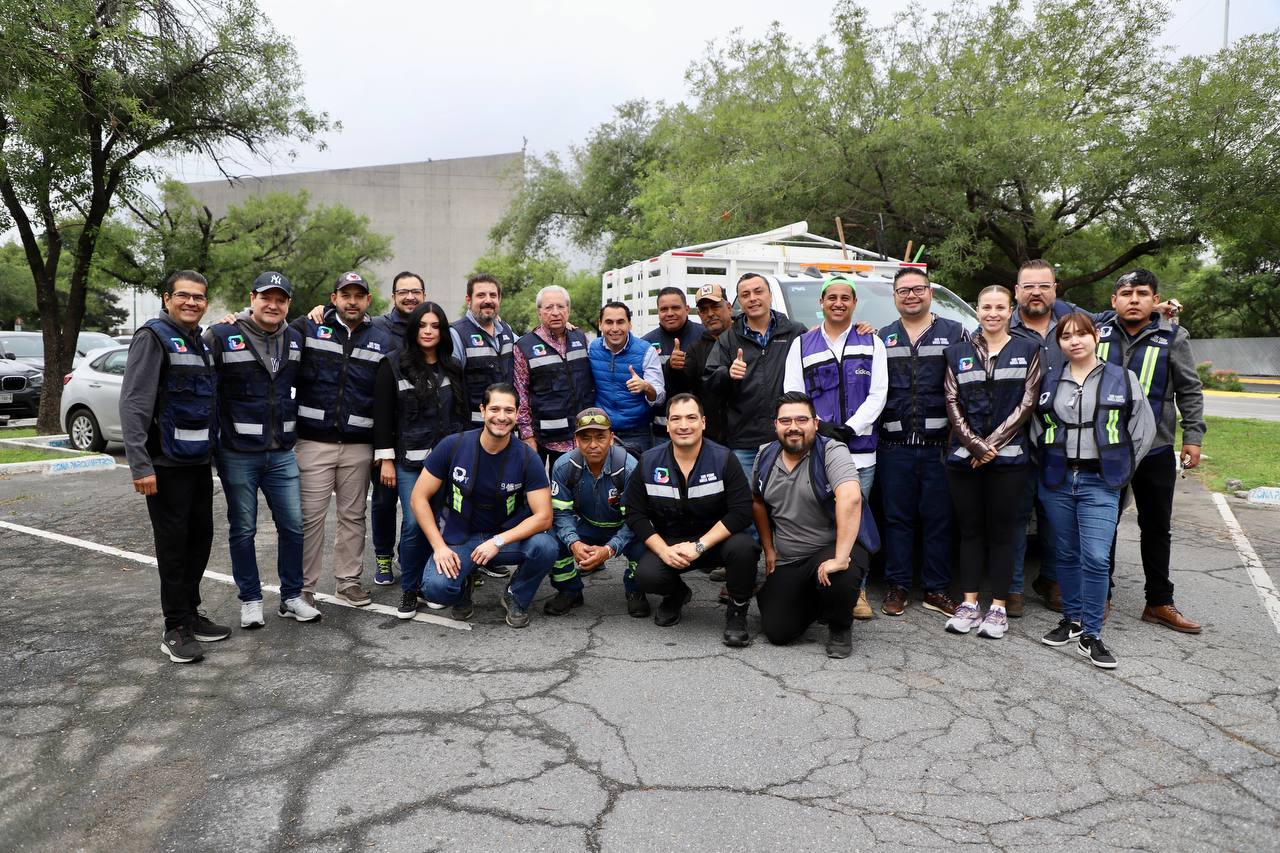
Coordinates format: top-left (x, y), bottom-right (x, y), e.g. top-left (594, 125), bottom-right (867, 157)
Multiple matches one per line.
top-left (643, 286), bottom-right (703, 441)
top-left (409, 383), bottom-right (558, 628)
top-left (514, 285), bottom-right (596, 470)
top-left (291, 271), bottom-right (395, 608)
top-left (590, 301), bottom-right (665, 454)
top-left (682, 283), bottom-right (734, 444)
top-left (121, 270), bottom-right (231, 663)
top-left (753, 392), bottom-right (871, 659)
top-left (1098, 269), bottom-right (1206, 633)
top-left (876, 268), bottom-right (966, 620)
top-left (205, 272), bottom-right (320, 629)
top-left (449, 273), bottom-right (516, 427)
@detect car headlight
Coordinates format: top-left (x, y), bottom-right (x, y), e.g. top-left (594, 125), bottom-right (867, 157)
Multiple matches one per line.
top-left (27, 373), bottom-right (43, 389)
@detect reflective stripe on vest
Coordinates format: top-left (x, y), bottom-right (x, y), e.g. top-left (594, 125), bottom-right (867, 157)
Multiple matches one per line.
top-left (944, 337), bottom-right (1037, 468)
top-left (140, 316), bottom-right (217, 463)
top-left (516, 329), bottom-right (596, 445)
top-left (1037, 362), bottom-right (1135, 489)
top-left (879, 317), bottom-right (965, 443)
top-left (209, 321), bottom-right (302, 452)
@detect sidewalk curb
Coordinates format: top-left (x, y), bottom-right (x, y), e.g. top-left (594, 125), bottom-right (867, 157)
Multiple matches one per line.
top-left (0, 434), bottom-right (114, 476)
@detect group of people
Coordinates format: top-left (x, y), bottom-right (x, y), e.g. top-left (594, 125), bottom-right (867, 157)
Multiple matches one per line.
top-left (122, 258), bottom-right (1206, 671)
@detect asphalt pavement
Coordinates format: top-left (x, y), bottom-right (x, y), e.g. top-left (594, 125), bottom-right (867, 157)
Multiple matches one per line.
top-left (1, 463), bottom-right (1278, 853)
top-left (1203, 390), bottom-right (1280, 422)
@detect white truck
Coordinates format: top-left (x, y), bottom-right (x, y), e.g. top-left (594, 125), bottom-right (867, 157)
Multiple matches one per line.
top-left (600, 221), bottom-right (975, 336)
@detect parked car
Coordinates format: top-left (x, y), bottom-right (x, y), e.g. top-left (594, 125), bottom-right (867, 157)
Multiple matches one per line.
top-left (0, 330), bottom-right (121, 371)
top-left (113, 334), bottom-right (134, 346)
top-left (59, 345), bottom-right (128, 451)
top-left (0, 357), bottom-right (42, 420)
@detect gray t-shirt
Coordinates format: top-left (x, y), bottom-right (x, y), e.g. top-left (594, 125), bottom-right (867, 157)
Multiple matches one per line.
top-left (754, 440), bottom-right (859, 563)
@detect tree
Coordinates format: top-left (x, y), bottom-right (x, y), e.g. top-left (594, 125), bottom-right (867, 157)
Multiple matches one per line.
top-left (97, 180), bottom-right (393, 316)
top-left (468, 250), bottom-right (600, 335)
top-left (493, 0), bottom-right (1280, 303)
top-left (0, 0), bottom-right (329, 432)
top-left (0, 236), bottom-right (127, 332)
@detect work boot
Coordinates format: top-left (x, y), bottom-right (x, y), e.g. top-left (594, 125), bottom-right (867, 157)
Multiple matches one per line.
top-left (922, 591), bottom-right (958, 617)
top-left (722, 600), bottom-right (750, 647)
top-left (1141, 603), bottom-right (1201, 634)
top-left (452, 574), bottom-right (476, 621)
top-left (626, 591), bottom-right (651, 618)
top-left (826, 626), bottom-right (853, 659)
top-left (1005, 593), bottom-right (1025, 619)
top-left (543, 590), bottom-right (585, 616)
top-left (655, 585), bottom-right (692, 627)
top-left (852, 589), bottom-right (874, 620)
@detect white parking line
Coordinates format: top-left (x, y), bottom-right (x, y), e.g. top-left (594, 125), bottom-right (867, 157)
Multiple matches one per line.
top-left (1210, 493), bottom-right (1280, 636)
top-left (0, 519), bottom-right (469, 631)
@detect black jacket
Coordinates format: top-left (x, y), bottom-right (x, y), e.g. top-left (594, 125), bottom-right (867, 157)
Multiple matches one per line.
top-left (702, 311), bottom-right (808, 451)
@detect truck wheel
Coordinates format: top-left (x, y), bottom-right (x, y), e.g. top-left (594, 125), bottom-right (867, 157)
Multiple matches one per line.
top-left (67, 408), bottom-right (107, 452)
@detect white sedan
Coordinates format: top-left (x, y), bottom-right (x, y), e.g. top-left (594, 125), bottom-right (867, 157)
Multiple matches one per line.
top-left (60, 345), bottom-right (128, 451)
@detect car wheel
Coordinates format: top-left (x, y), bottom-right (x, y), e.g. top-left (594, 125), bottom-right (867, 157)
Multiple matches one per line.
top-left (67, 407), bottom-right (106, 452)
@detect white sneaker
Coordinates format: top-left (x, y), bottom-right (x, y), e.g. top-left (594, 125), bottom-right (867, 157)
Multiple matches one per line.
top-left (945, 602), bottom-right (982, 634)
top-left (240, 600), bottom-right (266, 629)
top-left (424, 600), bottom-right (446, 610)
top-left (278, 596), bottom-right (322, 622)
top-left (976, 607), bottom-right (1008, 639)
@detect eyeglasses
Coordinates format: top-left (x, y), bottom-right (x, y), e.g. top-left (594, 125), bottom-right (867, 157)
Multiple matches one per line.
top-left (170, 291), bottom-right (208, 303)
top-left (1018, 282), bottom-right (1054, 292)
top-left (894, 285), bottom-right (929, 297)
top-left (775, 415), bottom-right (813, 427)
top-left (393, 288), bottom-right (425, 297)
top-left (576, 413), bottom-right (610, 429)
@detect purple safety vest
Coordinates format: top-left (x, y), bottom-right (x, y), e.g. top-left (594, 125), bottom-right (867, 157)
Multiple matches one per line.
top-left (799, 327), bottom-right (878, 454)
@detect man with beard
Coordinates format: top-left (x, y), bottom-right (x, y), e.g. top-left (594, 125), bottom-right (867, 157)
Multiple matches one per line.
top-left (450, 273), bottom-right (517, 426)
top-left (752, 392), bottom-right (871, 659)
top-left (681, 284), bottom-right (733, 444)
top-left (643, 286), bottom-right (704, 442)
top-left (410, 384), bottom-right (558, 628)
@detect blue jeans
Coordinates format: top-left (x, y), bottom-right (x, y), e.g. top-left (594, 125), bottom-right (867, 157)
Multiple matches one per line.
top-left (393, 464), bottom-right (432, 594)
top-left (421, 532), bottom-right (559, 610)
top-left (1012, 468), bottom-right (1056, 593)
top-left (1039, 470), bottom-right (1119, 638)
top-left (370, 470), bottom-right (398, 559)
top-left (733, 448), bottom-right (761, 480)
top-left (215, 448), bottom-right (304, 602)
top-left (553, 521), bottom-right (644, 595)
top-left (879, 444), bottom-right (952, 593)
top-left (615, 427), bottom-right (655, 456)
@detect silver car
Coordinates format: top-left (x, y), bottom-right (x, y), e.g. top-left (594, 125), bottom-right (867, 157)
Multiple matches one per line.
top-left (60, 345), bottom-right (129, 451)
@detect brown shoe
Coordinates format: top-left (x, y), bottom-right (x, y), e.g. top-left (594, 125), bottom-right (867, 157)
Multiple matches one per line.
top-left (1141, 603), bottom-right (1202, 634)
top-left (302, 591), bottom-right (317, 608)
top-left (921, 591), bottom-right (957, 617)
top-left (852, 589), bottom-right (874, 620)
top-left (881, 585), bottom-right (909, 616)
top-left (1005, 593), bottom-right (1024, 619)
top-left (335, 582), bottom-right (372, 607)
top-left (1031, 576), bottom-right (1063, 612)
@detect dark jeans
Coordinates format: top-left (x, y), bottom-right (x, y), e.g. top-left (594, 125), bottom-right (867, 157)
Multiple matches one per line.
top-left (946, 464), bottom-right (1030, 601)
top-left (145, 464), bottom-right (214, 631)
top-left (1012, 465), bottom-right (1056, 591)
top-left (394, 464), bottom-right (430, 595)
top-left (1109, 446), bottom-right (1177, 606)
top-left (757, 543), bottom-right (868, 643)
top-left (614, 427), bottom-right (655, 456)
top-left (370, 468), bottom-right (398, 559)
top-left (215, 448), bottom-right (304, 602)
top-left (635, 533), bottom-right (760, 602)
top-left (421, 532), bottom-right (559, 609)
top-left (879, 443), bottom-right (952, 593)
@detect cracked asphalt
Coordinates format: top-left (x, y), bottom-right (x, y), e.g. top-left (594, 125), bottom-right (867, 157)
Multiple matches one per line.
top-left (1, 464), bottom-right (1278, 852)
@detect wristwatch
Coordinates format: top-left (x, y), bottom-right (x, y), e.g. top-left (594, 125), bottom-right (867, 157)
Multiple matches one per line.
top-left (491, 535), bottom-right (506, 548)
top-left (694, 540), bottom-right (706, 555)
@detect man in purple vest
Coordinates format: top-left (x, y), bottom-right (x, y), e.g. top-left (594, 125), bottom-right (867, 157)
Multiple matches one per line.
top-left (784, 273), bottom-right (887, 619)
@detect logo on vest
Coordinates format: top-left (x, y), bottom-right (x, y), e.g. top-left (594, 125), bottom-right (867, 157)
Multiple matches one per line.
top-left (169, 338), bottom-right (188, 353)
top-left (470, 334), bottom-right (484, 346)
top-left (317, 325), bottom-right (333, 340)
top-left (855, 367), bottom-right (871, 376)
top-left (1039, 391), bottom-right (1051, 406)
top-left (501, 482), bottom-right (522, 492)
top-left (1099, 326), bottom-right (1111, 338)
top-left (1010, 356), bottom-right (1026, 365)
top-left (885, 333), bottom-right (898, 347)
top-left (367, 342), bottom-right (382, 352)
top-left (452, 466), bottom-right (469, 484)
top-left (227, 335), bottom-right (246, 351)
top-left (932, 338), bottom-right (949, 345)
top-left (607, 487), bottom-right (619, 505)
top-left (571, 340), bottom-right (584, 348)
top-left (654, 467), bottom-right (670, 484)
top-left (958, 356), bottom-right (975, 372)
top-left (698, 472), bottom-right (716, 483)
top-left (289, 340), bottom-right (300, 349)
top-left (1152, 336), bottom-right (1168, 345)
top-left (532, 343), bottom-right (547, 357)
top-left (551, 481), bottom-right (560, 496)
top-left (1106, 393), bottom-right (1125, 403)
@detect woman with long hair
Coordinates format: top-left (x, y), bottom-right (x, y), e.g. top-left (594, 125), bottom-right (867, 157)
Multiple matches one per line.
top-left (373, 301), bottom-right (468, 620)
top-left (942, 285), bottom-right (1042, 639)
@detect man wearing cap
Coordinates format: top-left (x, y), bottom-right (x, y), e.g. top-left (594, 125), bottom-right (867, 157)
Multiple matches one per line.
top-left (683, 283), bottom-right (733, 444)
top-left (546, 407), bottom-right (647, 617)
top-left (291, 271), bottom-right (396, 607)
top-left (205, 272), bottom-right (321, 628)
top-left (643, 286), bottom-right (704, 443)
top-left (589, 301), bottom-right (665, 454)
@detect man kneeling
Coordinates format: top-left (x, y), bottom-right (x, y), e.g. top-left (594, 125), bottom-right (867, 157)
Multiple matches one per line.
top-left (752, 392), bottom-right (874, 658)
top-left (410, 383), bottom-right (558, 627)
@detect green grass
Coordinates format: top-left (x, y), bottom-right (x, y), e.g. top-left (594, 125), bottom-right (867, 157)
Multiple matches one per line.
top-left (0, 445), bottom-right (85, 464)
top-left (1181, 416), bottom-right (1280, 492)
top-left (0, 427), bottom-right (38, 437)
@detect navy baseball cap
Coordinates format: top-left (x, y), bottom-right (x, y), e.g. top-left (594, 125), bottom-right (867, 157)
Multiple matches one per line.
top-left (333, 271), bottom-right (370, 293)
top-left (252, 271), bottom-right (292, 297)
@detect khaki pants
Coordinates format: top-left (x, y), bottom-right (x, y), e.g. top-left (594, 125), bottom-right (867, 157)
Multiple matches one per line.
top-left (295, 438), bottom-right (372, 592)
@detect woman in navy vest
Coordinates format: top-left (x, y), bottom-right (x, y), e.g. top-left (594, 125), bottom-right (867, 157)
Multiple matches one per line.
top-left (942, 286), bottom-right (1042, 639)
top-left (373, 302), bottom-right (467, 620)
top-left (1034, 313), bottom-right (1155, 669)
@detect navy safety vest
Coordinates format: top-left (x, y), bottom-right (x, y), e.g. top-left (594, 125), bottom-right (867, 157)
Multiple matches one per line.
top-left (554, 444), bottom-right (630, 528)
top-left (799, 326), bottom-right (878, 454)
top-left (1095, 320), bottom-right (1171, 424)
top-left (452, 314), bottom-right (515, 425)
top-left (207, 322), bottom-right (302, 452)
top-left (440, 429), bottom-right (536, 543)
top-left (644, 322), bottom-right (704, 436)
top-left (638, 438), bottom-right (734, 533)
top-left (1037, 362), bottom-right (1136, 489)
top-left (388, 356), bottom-right (462, 470)
top-left (140, 315), bottom-right (218, 463)
top-left (588, 333), bottom-right (652, 432)
top-left (879, 317), bottom-right (966, 444)
top-left (944, 337), bottom-right (1038, 468)
top-left (515, 329), bottom-right (596, 444)
top-left (295, 312), bottom-right (394, 442)
top-left (753, 436), bottom-right (881, 552)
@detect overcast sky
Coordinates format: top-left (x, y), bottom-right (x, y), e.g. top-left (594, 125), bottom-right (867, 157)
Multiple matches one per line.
top-left (167, 0), bottom-right (1280, 183)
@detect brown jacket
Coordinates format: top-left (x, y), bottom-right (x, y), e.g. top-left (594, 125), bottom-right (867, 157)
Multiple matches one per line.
top-left (944, 332), bottom-right (1042, 460)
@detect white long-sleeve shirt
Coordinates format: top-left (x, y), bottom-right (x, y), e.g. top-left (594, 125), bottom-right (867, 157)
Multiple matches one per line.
top-left (783, 324), bottom-right (888, 470)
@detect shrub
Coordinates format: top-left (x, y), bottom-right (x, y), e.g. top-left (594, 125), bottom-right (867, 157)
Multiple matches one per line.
top-left (1196, 361), bottom-right (1244, 392)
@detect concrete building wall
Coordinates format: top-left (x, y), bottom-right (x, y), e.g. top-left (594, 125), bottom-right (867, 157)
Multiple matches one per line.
top-left (185, 151), bottom-right (523, 314)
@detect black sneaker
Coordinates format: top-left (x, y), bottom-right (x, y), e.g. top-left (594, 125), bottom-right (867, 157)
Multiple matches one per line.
top-left (655, 585), bottom-right (692, 628)
top-left (160, 627), bottom-right (204, 663)
top-left (1077, 635), bottom-right (1118, 669)
top-left (452, 574), bottom-right (476, 622)
top-left (826, 626), bottom-right (853, 659)
top-left (626, 591), bottom-right (651, 618)
top-left (543, 590), bottom-right (585, 616)
top-left (189, 612), bottom-right (231, 642)
top-left (722, 600), bottom-right (750, 647)
top-left (501, 587), bottom-right (531, 628)
top-left (397, 589), bottom-right (418, 621)
top-left (1041, 618), bottom-right (1083, 647)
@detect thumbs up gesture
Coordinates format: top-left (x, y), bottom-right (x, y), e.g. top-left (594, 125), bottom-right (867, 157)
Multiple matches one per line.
top-left (668, 338), bottom-right (686, 370)
top-left (729, 347), bottom-right (748, 380)
top-left (626, 364), bottom-right (648, 394)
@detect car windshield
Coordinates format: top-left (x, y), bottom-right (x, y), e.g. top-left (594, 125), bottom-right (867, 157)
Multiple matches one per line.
top-left (78, 332), bottom-right (118, 354)
top-left (776, 277), bottom-right (977, 332)
top-left (0, 335), bottom-right (43, 358)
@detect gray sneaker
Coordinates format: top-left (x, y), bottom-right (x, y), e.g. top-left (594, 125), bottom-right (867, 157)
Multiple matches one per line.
top-left (501, 587), bottom-right (531, 628)
top-left (335, 583), bottom-right (372, 607)
top-left (976, 607), bottom-right (1008, 639)
top-left (945, 602), bottom-right (982, 634)
top-left (278, 596), bottom-right (322, 622)
top-left (240, 600), bottom-right (265, 630)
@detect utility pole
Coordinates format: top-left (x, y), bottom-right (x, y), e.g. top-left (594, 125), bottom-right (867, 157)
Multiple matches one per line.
top-left (1224, 0), bottom-right (1230, 50)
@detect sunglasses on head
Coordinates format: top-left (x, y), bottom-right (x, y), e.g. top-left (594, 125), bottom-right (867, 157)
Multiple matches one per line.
top-left (576, 413), bottom-right (610, 429)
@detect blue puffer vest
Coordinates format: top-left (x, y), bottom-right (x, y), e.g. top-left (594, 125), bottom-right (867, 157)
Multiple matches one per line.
top-left (588, 333), bottom-right (652, 432)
